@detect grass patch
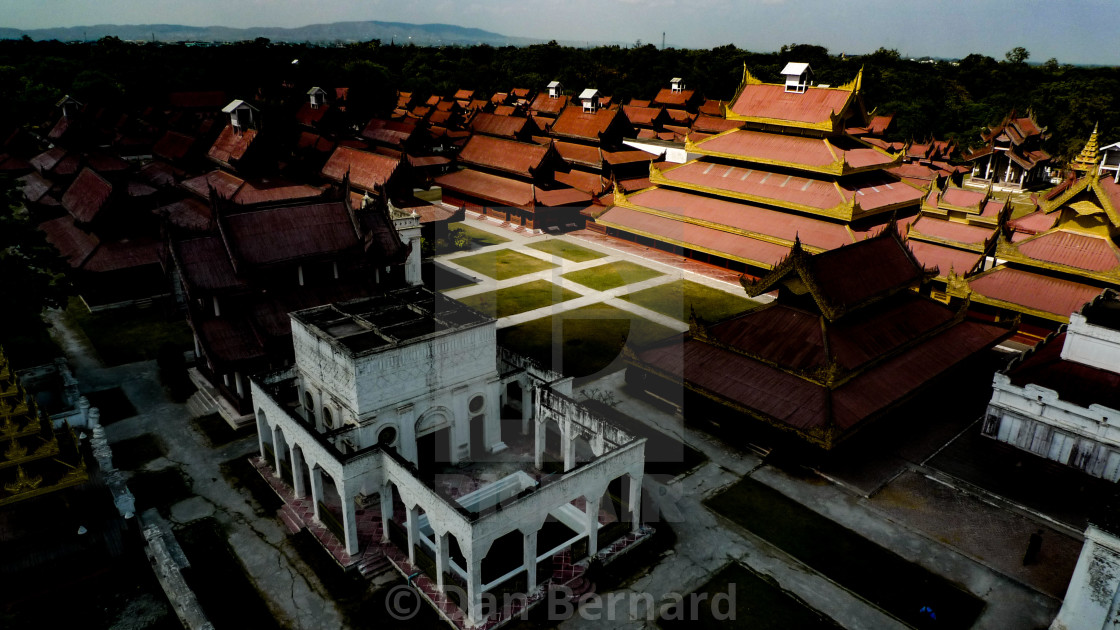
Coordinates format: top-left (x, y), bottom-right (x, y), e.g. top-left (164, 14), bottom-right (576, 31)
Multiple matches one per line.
top-left (561, 261), bottom-right (663, 291)
top-left (456, 279), bottom-right (582, 318)
top-left (129, 467), bottom-right (194, 516)
top-left (220, 456), bottom-right (284, 516)
top-left (452, 249), bottom-right (557, 280)
top-left (424, 261), bottom-right (478, 291)
top-left (192, 413), bottom-right (255, 448)
top-left (65, 298), bottom-right (193, 366)
top-left (450, 222), bottom-right (511, 247)
top-left (497, 302), bottom-right (678, 378)
top-left (525, 239), bottom-right (607, 262)
top-left (84, 387), bottom-right (137, 425)
top-left (177, 517), bottom-right (279, 629)
top-left (112, 434), bottom-right (165, 471)
top-left (660, 562), bottom-right (841, 629)
top-left (705, 478), bottom-right (984, 629)
top-left (622, 279), bottom-right (755, 323)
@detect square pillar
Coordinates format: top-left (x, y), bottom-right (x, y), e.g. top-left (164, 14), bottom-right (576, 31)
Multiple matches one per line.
top-left (380, 484), bottom-right (393, 543)
top-left (309, 466), bottom-right (324, 521)
top-left (406, 505), bottom-right (420, 564)
top-left (523, 529), bottom-right (538, 588)
top-left (435, 532), bottom-right (449, 592)
top-left (584, 496), bottom-right (601, 556)
top-left (562, 432), bottom-right (576, 472)
top-left (290, 444), bottom-right (305, 498)
top-left (271, 425), bottom-right (283, 477)
top-left (256, 419), bottom-right (268, 463)
top-left (628, 473), bottom-right (643, 533)
top-left (521, 384), bottom-right (532, 435)
top-left (466, 551), bottom-right (484, 626)
top-left (534, 421), bottom-right (545, 470)
top-left (339, 482), bottom-right (360, 556)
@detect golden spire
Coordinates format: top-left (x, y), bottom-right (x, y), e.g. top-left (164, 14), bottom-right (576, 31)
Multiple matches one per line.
top-left (1071, 123), bottom-right (1101, 175)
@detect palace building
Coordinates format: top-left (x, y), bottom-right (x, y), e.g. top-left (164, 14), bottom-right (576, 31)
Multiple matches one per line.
top-left (250, 287), bottom-right (649, 628)
top-left (589, 63), bottom-right (925, 278)
top-left (624, 227), bottom-right (1012, 450)
top-left (964, 110), bottom-right (1052, 190)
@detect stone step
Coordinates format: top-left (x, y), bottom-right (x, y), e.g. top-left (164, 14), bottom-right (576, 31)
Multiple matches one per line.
top-left (278, 506), bottom-right (303, 534)
top-left (358, 555), bottom-right (392, 578)
top-left (185, 391), bottom-right (218, 419)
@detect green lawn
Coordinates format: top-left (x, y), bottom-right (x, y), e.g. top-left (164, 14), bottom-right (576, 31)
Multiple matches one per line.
top-left (660, 562), bottom-right (840, 629)
top-left (622, 279), bottom-right (755, 323)
top-left (456, 279), bottom-right (582, 319)
top-left (497, 302), bottom-right (679, 378)
top-left (451, 249), bottom-right (557, 280)
top-left (561, 261), bottom-right (663, 291)
top-left (450, 222), bottom-right (511, 247)
top-left (525, 239), bottom-right (607, 263)
top-left (705, 478), bottom-right (984, 630)
top-left (65, 299), bottom-right (193, 366)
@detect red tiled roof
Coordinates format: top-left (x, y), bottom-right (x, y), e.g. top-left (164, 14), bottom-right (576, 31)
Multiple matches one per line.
top-left (62, 168), bottom-right (112, 223)
top-left (554, 169), bottom-right (607, 195)
top-left (153, 131), bottom-right (196, 161)
top-left (602, 149), bottom-right (651, 166)
top-left (1098, 177), bottom-right (1120, 215)
top-left (295, 102), bottom-right (329, 126)
top-left (699, 100), bottom-right (724, 116)
top-left (39, 216), bottom-right (99, 268)
top-left (198, 317), bottom-right (267, 364)
top-left (909, 216), bottom-right (995, 245)
top-left (625, 187), bottom-right (854, 251)
top-left (155, 198), bottom-right (212, 231)
top-left (181, 170), bottom-right (245, 200)
top-left (652, 88), bottom-right (696, 108)
top-left (696, 130), bottom-right (837, 167)
top-left (457, 135), bottom-right (550, 178)
top-left (622, 105), bottom-right (664, 127)
top-left (30, 148), bottom-right (66, 174)
top-left (223, 202), bottom-right (359, 266)
top-left (493, 105), bottom-right (518, 116)
top-left (906, 240), bottom-right (984, 276)
top-left (296, 131), bottom-right (335, 153)
top-left (867, 114), bottom-right (893, 134)
top-left (1017, 231), bottom-right (1120, 272)
top-left (470, 112), bottom-right (535, 139)
top-left (529, 92), bottom-right (568, 116)
top-left (1008, 211), bottom-right (1055, 235)
top-left (691, 115), bottom-right (742, 134)
top-left (968, 267), bottom-right (1103, 317)
top-left (361, 118), bottom-right (418, 147)
top-left (208, 125), bottom-right (258, 164)
top-left (174, 235), bottom-right (243, 291)
top-left (19, 172), bottom-right (51, 203)
top-left (86, 152), bottom-right (129, 173)
top-left (83, 236), bottom-right (162, 273)
top-left (321, 146), bottom-right (401, 193)
top-left (729, 84), bottom-right (853, 126)
top-left (436, 169), bottom-right (534, 208)
top-left (138, 161), bottom-right (183, 188)
top-left (551, 106), bottom-right (621, 141)
top-left (232, 179), bottom-right (322, 205)
top-left (597, 205), bottom-right (792, 267)
top-left (664, 109), bottom-right (695, 125)
top-left (535, 187), bottom-right (592, 207)
top-left (554, 141), bottom-right (602, 168)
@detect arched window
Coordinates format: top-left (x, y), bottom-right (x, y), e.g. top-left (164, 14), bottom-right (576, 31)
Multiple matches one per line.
top-left (322, 406), bottom-right (334, 429)
top-left (303, 391), bottom-right (316, 423)
top-left (469, 395), bottom-right (485, 414)
top-left (378, 426), bottom-right (398, 447)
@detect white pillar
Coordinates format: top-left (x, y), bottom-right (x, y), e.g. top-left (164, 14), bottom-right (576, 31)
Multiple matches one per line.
top-left (340, 482), bottom-right (359, 555)
top-left (521, 383), bottom-right (532, 435)
top-left (466, 548), bottom-right (484, 626)
top-left (212, 296), bottom-right (221, 316)
top-left (256, 418), bottom-right (268, 462)
top-left (524, 529), bottom-right (538, 588)
top-left (534, 421), bottom-right (545, 470)
top-left (234, 371), bottom-right (244, 397)
top-left (310, 466), bottom-right (324, 521)
top-left (380, 484), bottom-right (393, 543)
top-left (628, 473), bottom-right (643, 533)
top-left (290, 444), bottom-right (305, 497)
top-left (1005, 157), bottom-right (1013, 183)
top-left (271, 425), bottom-right (283, 478)
top-left (332, 261), bottom-right (339, 279)
top-left (585, 495), bottom-right (601, 556)
top-left (984, 156), bottom-right (992, 179)
top-left (562, 431), bottom-right (576, 472)
top-left (406, 505), bottom-right (420, 564)
top-left (435, 532), bottom-right (449, 592)
top-left (298, 264), bottom-right (305, 286)
top-left (193, 334), bottom-right (201, 358)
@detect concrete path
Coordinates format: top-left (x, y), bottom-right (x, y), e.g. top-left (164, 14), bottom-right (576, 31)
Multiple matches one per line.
top-left (563, 370), bottom-right (1062, 629)
top-left (45, 309), bottom-right (346, 629)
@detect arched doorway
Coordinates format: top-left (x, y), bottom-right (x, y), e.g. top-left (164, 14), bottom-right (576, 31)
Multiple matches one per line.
top-left (416, 409), bottom-right (452, 473)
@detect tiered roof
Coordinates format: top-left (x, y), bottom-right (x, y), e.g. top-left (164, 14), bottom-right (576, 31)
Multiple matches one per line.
top-left (628, 228), bottom-right (1011, 449)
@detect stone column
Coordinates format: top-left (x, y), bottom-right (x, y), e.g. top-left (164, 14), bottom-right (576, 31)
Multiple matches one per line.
top-left (406, 505), bottom-right (420, 564)
top-left (435, 532), bottom-right (449, 592)
top-left (628, 472), bottom-right (643, 533)
top-left (521, 383), bottom-right (532, 435)
top-left (584, 495), bottom-right (601, 556)
top-left (271, 425), bottom-right (283, 477)
top-left (534, 420), bottom-right (545, 470)
top-left (466, 548), bottom-right (484, 626)
top-left (290, 444), bottom-right (305, 498)
top-left (339, 482), bottom-right (359, 556)
top-left (380, 484), bottom-right (394, 543)
top-left (523, 529), bottom-right (538, 589)
top-left (256, 417), bottom-right (268, 462)
top-left (562, 431), bottom-right (576, 472)
top-left (310, 466), bottom-right (324, 521)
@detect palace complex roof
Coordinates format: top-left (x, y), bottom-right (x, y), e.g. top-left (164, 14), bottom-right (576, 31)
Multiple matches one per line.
top-left (321, 146), bottom-right (401, 193)
top-left (456, 135), bottom-right (553, 178)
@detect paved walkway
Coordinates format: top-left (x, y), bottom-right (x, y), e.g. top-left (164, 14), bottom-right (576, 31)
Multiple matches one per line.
top-left (437, 218), bottom-right (768, 334)
top-left (45, 309), bottom-right (347, 629)
top-left (561, 370), bottom-right (1063, 629)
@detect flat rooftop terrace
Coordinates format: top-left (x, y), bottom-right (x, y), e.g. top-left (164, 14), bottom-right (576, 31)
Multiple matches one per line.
top-left (293, 286), bottom-right (493, 354)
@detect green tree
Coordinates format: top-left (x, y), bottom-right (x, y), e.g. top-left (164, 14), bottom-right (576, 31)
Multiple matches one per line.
top-left (1005, 46), bottom-right (1030, 64)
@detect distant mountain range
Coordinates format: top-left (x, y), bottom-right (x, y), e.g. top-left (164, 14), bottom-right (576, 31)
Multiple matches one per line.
top-left (0, 20), bottom-right (549, 46)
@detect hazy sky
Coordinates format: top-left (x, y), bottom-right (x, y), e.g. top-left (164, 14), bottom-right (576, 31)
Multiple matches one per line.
top-left (2, 0), bottom-right (1117, 65)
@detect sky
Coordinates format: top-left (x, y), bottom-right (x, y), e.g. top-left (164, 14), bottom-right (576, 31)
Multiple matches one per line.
top-left (2, 0), bottom-right (1118, 65)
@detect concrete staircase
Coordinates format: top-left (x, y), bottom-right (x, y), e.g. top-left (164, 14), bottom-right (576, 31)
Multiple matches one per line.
top-left (185, 390), bottom-right (219, 419)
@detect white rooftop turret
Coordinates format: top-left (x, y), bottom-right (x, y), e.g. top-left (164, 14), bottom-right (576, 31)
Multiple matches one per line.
top-left (781, 62), bottom-right (812, 94)
top-left (580, 88), bottom-right (601, 113)
top-left (547, 80), bottom-right (563, 98)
